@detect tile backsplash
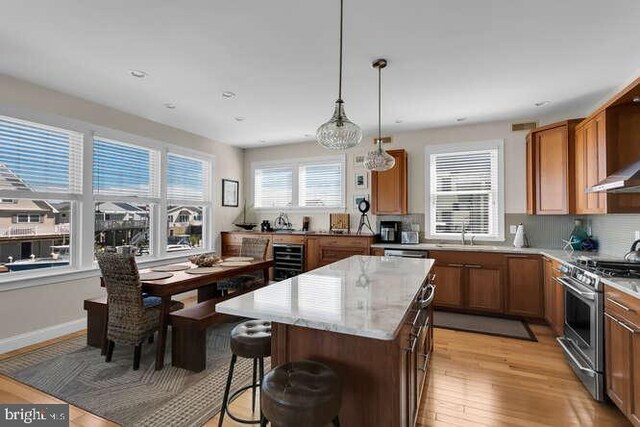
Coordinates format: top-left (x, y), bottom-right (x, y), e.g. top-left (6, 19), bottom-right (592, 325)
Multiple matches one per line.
top-left (377, 213), bottom-right (640, 257)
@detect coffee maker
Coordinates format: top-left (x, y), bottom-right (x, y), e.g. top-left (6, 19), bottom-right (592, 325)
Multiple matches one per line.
top-left (379, 221), bottom-right (401, 243)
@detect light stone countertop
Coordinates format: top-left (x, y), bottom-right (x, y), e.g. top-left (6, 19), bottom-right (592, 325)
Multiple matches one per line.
top-left (371, 243), bottom-right (640, 299)
top-left (216, 255), bottom-right (435, 341)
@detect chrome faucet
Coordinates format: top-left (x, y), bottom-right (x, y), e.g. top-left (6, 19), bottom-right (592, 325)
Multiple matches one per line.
top-left (460, 222), bottom-right (466, 245)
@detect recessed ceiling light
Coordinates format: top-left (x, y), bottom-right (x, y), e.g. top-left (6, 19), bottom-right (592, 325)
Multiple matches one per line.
top-left (164, 103), bottom-right (176, 109)
top-left (304, 134), bottom-right (313, 138)
top-left (534, 101), bottom-right (551, 107)
top-left (456, 117), bottom-right (467, 122)
top-left (259, 140), bottom-right (267, 143)
top-left (395, 119), bottom-right (403, 124)
top-left (234, 116), bottom-right (245, 122)
top-left (633, 96), bottom-right (640, 103)
top-left (222, 91), bottom-right (236, 99)
top-left (129, 69), bottom-right (148, 78)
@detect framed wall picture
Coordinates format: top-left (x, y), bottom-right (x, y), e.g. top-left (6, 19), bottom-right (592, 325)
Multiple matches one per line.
top-left (222, 179), bottom-right (239, 207)
top-left (354, 172), bottom-right (368, 190)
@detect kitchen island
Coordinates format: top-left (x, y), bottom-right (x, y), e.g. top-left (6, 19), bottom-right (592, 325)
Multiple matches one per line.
top-left (216, 255), bottom-right (436, 427)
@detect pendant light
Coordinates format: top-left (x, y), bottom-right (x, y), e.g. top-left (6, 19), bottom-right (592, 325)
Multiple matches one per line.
top-left (316, 0), bottom-right (363, 150)
top-left (364, 58), bottom-right (396, 171)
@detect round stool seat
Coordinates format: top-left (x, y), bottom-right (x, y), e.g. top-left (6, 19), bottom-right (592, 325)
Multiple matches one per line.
top-left (230, 320), bottom-right (271, 359)
top-left (261, 360), bottom-right (342, 427)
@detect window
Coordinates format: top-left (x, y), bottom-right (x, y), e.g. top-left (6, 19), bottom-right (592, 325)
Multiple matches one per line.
top-left (166, 153), bottom-right (209, 252)
top-left (425, 141), bottom-right (504, 241)
top-left (253, 156), bottom-right (345, 209)
top-left (0, 111), bottom-right (215, 283)
top-left (0, 114), bottom-right (81, 274)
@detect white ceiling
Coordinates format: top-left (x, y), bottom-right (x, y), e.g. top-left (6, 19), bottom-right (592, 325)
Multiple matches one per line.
top-left (1, 0), bottom-right (639, 148)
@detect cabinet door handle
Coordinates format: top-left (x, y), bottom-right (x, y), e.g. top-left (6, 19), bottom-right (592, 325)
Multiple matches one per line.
top-left (465, 264), bottom-right (482, 269)
top-left (607, 298), bottom-right (633, 312)
top-left (605, 312), bottom-right (640, 333)
top-left (447, 263), bottom-right (464, 267)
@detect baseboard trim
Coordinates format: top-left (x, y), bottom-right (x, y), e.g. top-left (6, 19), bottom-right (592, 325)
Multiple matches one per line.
top-left (0, 317), bottom-right (86, 354)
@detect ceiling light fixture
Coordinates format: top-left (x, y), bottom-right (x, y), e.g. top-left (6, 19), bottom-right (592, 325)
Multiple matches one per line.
top-left (633, 96), bottom-right (640, 104)
top-left (456, 117), bottom-right (467, 122)
top-left (316, 0), bottom-right (362, 150)
top-left (364, 59), bottom-right (395, 172)
top-left (395, 119), bottom-right (403, 124)
top-left (164, 103), bottom-right (176, 109)
top-left (129, 69), bottom-right (148, 78)
top-left (222, 91), bottom-right (236, 99)
top-left (234, 116), bottom-right (246, 122)
top-left (534, 101), bottom-right (551, 107)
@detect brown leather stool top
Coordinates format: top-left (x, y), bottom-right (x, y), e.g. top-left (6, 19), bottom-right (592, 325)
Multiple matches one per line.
top-left (230, 319), bottom-right (272, 359)
top-left (261, 360), bottom-right (342, 427)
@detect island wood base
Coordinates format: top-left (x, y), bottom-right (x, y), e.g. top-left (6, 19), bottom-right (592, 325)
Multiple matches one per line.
top-left (271, 315), bottom-right (432, 427)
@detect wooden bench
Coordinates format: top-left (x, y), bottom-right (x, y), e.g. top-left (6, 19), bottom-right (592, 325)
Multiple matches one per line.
top-left (169, 284), bottom-right (265, 372)
top-left (83, 295), bottom-right (108, 350)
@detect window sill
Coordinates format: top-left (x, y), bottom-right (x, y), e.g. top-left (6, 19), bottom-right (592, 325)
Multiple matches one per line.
top-left (254, 207), bottom-right (346, 213)
top-left (0, 250), bottom-right (213, 292)
top-left (427, 235), bottom-right (505, 242)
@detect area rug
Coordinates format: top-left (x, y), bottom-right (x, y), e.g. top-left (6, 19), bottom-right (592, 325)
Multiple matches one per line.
top-left (433, 310), bottom-right (537, 341)
top-left (0, 322), bottom-right (268, 426)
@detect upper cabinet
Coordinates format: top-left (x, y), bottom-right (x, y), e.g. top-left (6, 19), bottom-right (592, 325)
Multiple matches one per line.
top-left (371, 149), bottom-right (408, 215)
top-left (526, 120), bottom-right (581, 215)
top-left (527, 76), bottom-right (640, 215)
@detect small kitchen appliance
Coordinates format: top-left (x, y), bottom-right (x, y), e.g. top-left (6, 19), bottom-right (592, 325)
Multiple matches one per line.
top-left (379, 221), bottom-right (401, 243)
top-left (401, 231), bottom-right (420, 244)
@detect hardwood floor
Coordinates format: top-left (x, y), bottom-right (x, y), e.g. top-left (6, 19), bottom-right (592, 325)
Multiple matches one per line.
top-left (0, 324), bottom-right (629, 426)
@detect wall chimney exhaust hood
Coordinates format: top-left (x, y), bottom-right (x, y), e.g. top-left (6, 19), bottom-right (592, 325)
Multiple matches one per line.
top-left (588, 159), bottom-right (640, 193)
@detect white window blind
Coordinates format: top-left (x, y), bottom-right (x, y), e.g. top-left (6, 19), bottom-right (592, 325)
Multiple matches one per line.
top-left (430, 149), bottom-right (499, 238)
top-left (93, 137), bottom-right (158, 198)
top-left (299, 160), bottom-right (344, 208)
top-left (167, 153), bottom-right (209, 202)
top-left (254, 166), bottom-right (294, 208)
top-left (0, 115), bottom-right (83, 194)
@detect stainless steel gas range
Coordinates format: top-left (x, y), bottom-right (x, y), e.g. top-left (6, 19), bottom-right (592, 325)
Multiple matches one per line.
top-left (556, 257), bottom-right (640, 401)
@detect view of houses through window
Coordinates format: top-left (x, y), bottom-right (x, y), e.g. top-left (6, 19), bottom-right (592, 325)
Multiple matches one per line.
top-left (0, 114), bottom-right (213, 276)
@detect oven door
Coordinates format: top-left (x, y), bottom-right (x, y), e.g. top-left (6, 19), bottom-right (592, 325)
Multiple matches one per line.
top-left (558, 276), bottom-right (603, 371)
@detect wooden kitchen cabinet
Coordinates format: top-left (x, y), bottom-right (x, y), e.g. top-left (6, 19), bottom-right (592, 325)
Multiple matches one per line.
top-left (371, 247), bottom-right (386, 256)
top-left (604, 284), bottom-right (640, 426)
top-left (527, 120), bottom-right (581, 215)
top-left (371, 149), bottom-right (408, 215)
top-left (305, 235), bottom-right (374, 271)
top-left (432, 265), bottom-right (464, 308)
top-left (466, 266), bottom-right (503, 313)
top-left (543, 257), bottom-right (565, 336)
top-left (431, 251), bottom-right (505, 315)
top-left (506, 255), bottom-right (543, 318)
top-left (575, 112), bottom-right (607, 214)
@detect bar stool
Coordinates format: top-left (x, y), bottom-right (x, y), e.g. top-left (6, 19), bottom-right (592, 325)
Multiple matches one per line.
top-left (218, 320), bottom-right (272, 426)
top-left (260, 360), bottom-right (342, 427)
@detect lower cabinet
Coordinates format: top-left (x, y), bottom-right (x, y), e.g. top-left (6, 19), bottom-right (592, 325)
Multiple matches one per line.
top-left (604, 285), bottom-right (640, 426)
top-left (431, 252), bottom-right (505, 315)
top-left (306, 236), bottom-right (374, 271)
top-left (543, 257), bottom-right (565, 336)
top-left (506, 255), bottom-right (543, 318)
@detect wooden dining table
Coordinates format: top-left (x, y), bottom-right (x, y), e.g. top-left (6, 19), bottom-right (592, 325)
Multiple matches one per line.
top-left (137, 258), bottom-right (273, 370)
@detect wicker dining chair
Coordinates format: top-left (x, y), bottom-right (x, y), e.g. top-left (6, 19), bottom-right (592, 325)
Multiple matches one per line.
top-left (96, 252), bottom-right (184, 370)
top-left (218, 237), bottom-right (270, 293)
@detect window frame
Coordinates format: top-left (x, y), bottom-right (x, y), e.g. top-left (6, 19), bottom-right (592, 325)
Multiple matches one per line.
top-left (0, 105), bottom-right (216, 288)
top-left (252, 155), bottom-right (346, 211)
top-left (424, 140), bottom-right (505, 242)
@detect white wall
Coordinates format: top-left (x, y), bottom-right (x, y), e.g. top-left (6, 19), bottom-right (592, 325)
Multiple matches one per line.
top-left (0, 74), bottom-right (244, 342)
top-left (243, 114), bottom-right (585, 232)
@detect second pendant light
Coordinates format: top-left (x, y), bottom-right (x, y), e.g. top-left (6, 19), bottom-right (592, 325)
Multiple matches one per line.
top-left (364, 59), bottom-right (396, 172)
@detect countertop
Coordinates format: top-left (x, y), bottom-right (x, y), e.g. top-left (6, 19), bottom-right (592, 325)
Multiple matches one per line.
top-left (224, 230), bottom-right (376, 237)
top-left (371, 242), bottom-right (640, 299)
top-left (216, 255), bottom-right (435, 341)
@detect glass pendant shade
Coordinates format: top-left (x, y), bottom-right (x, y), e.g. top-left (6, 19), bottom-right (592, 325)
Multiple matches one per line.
top-left (364, 140), bottom-right (396, 171)
top-left (316, 101), bottom-right (363, 150)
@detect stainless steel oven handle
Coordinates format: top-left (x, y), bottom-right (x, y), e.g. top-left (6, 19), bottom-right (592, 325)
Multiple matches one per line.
top-left (556, 338), bottom-right (596, 377)
top-left (606, 298), bottom-right (633, 312)
top-left (554, 276), bottom-right (596, 301)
